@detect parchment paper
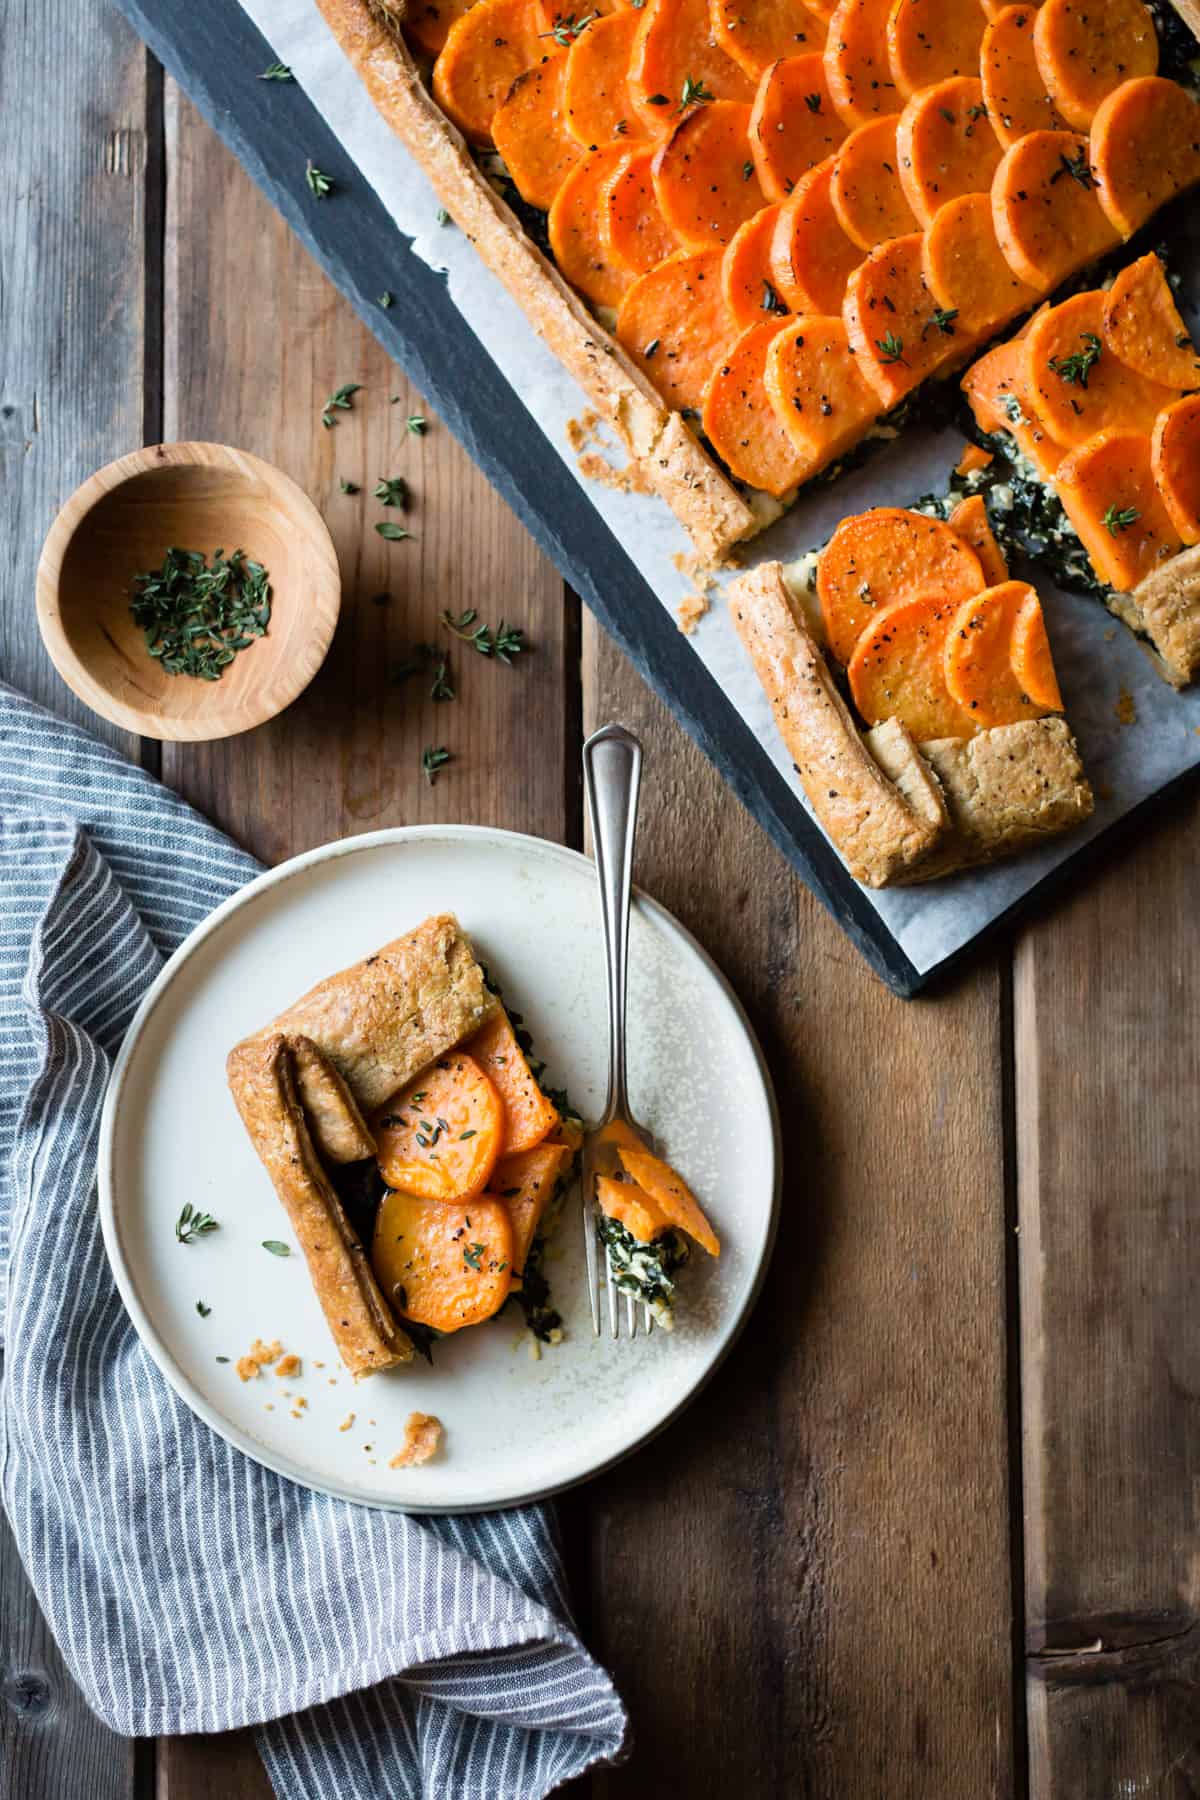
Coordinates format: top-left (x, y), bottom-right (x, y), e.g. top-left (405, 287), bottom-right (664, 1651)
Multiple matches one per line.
top-left (241, 0), bottom-right (1200, 973)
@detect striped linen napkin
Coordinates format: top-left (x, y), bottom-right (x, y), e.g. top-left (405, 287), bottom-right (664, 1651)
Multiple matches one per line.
top-left (0, 681), bottom-right (628, 1799)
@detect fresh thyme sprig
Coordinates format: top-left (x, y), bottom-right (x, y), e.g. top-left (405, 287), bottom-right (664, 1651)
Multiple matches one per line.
top-left (923, 307), bottom-right (958, 338)
top-left (321, 382), bottom-right (360, 427)
top-left (1103, 504), bottom-right (1139, 535)
top-left (440, 608), bottom-right (526, 662)
top-left (540, 10), bottom-right (598, 45)
top-left (422, 745), bottom-right (453, 784)
top-left (408, 415), bottom-right (428, 435)
top-left (130, 549), bottom-right (271, 682)
top-left (306, 159), bottom-right (334, 198)
top-left (176, 1204), bottom-right (220, 1244)
top-left (876, 331), bottom-right (907, 365)
top-left (259, 62), bottom-right (294, 81)
top-left (374, 475), bottom-right (410, 507)
top-left (1049, 332), bottom-right (1102, 388)
top-left (1052, 149), bottom-right (1094, 190)
top-left (677, 75), bottom-right (715, 111)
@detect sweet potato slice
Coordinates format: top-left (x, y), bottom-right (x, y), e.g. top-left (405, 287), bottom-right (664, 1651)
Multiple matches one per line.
top-left (949, 494), bottom-right (1010, 585)
top-left (842, 232), bottom-right (957, 407)
top-left (432, 0), bottom-right (549, 146)
top-left (596, 1172), bottom-right (667, 1243)
top-left (831, 115), bottom-right (918, 251)
top-left (769, 161), bottom-right (863, 312)
top-left (1025, 289), bottom-right (1177, 449)
top-left (713, 0), bottom-right (828, 78)
top-left (373, 1053), bottom-right (504, 1203)
top-left (847, 592), bottom-right (978, 740)
top-left (1056, 428), bottom-right (1183, 590)
top-left (816, 506), bottom-right (985, 664)
top-left (616, 248), bottom-right (732, 409)
top-left (886, 0), bottom-right (986, 97)
top-left (549, 143), bottom-right (636, 306)
top-left (406, 0), bottom-right (477, 56)
top-left (1102, 254), bottom-right (1200, 392)
top-left (1011, 588), bottom-right (1065, 708)
top-left (1091, 77), bottom-right (1200, 238)
top-left (653, 100), bottom-right (766, 248)
top-left (762, 314), bottom-right (881, 476)
top-left (1151, 395), bottom-right (1200, 545)
top-left (603, 144), bottom-right (680, 273)
top-left (493, 53), bottom-right (583, 209)
top-left (371, 1189), bottom-right (513, 1332)
top-left (957, 443), bottom-right (994, 477)
top-left (464, 1008), bottom-right (559, 1154)
top-left (943, 580), bottom-right (1056, 726)
top-left (618, 1143), bottom-right (721, 1256)
top-left (825, 0), bottom-right (902, 127)
top-left (982, 5), bottom-right (1068, 149)
top-left (722, 204), bottom-right (788, 329)
top-left (1033, 0), bottom-right (1157, 132)
top-left (703, 317), bottom-right (812, 493)
top-left (749, 53), bottom-right (847, 200)
top-left (629, 0), bottom-right (755, 132)
top-left (895, 77), bottom-right (1003, 228)
top-left (564, 10), bottom-right (647, 148)
top-left (922, 191), bottom-right (1039, 341)
top-left (493, 1143), bottom-right (573, 1277)
top-left (992, 129), bottom-right (1119, 290)
top-left (961, 338), bottom-right (1068, 477)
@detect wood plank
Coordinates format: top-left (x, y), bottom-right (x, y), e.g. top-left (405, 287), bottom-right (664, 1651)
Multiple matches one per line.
top-left (582, 614), bottom-right (1015, 1797)
top-left (1016, 788), bottom-right (1200, 1793)
top-left (0, 2), bottom-right (150, 1796)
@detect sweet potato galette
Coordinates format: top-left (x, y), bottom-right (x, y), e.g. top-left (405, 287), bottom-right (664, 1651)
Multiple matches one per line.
top-left (730, 492), bottom-right (1094, 884)
top-left (318, 0), bottom-right (1200, 561)
top-left (227, 915), bottom-right (580, 1375)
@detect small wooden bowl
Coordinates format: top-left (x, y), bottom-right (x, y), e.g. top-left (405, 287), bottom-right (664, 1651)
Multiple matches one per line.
top-left (36, 443), bottom-right (341, 741)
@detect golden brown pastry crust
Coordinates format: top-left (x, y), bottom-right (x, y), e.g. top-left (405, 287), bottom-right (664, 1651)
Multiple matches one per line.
top-left (729, 561), bottom-right (1094, 885)
top-left (236, 913), bottom-right (496, 1113)
top-left (227, 1035), bottom-right (413, 1378)
top-left (314, 0), bottom-right (756, 563)
top-left (289, 1034), bottom-right (377, 1163)
top-left (1128, 545), bottom-right (1200, 687)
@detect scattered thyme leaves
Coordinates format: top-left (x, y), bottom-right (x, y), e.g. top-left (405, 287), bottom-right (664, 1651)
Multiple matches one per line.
top-left (130, 549), bottom-right (271, 682)
top-left (196, 1300), bottom-right (212, 1318)
top-left (408, 414), bottom-right (428, 434)
top-left (374, 475), bottom-right (410, 507)
top-left (761, 280), bottom-right (788, 315)
top-left (463, 1241), bottom-right (486, 1270)
top-left (176, 1204), bottom-right (220, 1244)
top-left (321, 381), bottom-right (361, 427)
top-left (541, 9), bottom-right (597, 44)
top-left (1103, 503), bottom-right (1139, 534)
top-left (259, 62), bottom-right (294, 81)
top-left (305, 159), bottom-right (334, 198)
top-left (804, 91), bottom-right (822, 112)
top-left (1052, 149), bottom-right (1094, 190)
top-left (378, 291), bottom-right (393, 308)
top-left (422, 745), bottom-right (453, 784)
top-left (1049, 332), bottom-right (1102, 388)
top-left (876, 331), bottom-right (907, 365)
top-left (924, 306), bottom-right (958, 338)
top-left (339, 478), bottom-right (360, 494)
top-left (678, 75), bottom-right (715, 110)
top-left (440, 607), bottom-right (526, 662)
top-left (376, 521), bottom-right (414, 541)
top-left (262, 1240), bottom-right (291, 1257)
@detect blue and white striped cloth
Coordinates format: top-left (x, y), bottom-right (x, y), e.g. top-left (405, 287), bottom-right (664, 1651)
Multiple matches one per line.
top-left (0, 681), bottom-right (628, 1798)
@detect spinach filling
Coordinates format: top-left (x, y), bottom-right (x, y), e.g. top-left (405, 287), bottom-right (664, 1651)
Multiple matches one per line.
top-left (596, 1213), bottom-right (690, 1330)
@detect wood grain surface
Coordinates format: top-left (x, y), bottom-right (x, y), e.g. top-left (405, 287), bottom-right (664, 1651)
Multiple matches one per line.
top-left (4, 2), bottom-right (1200, 1796)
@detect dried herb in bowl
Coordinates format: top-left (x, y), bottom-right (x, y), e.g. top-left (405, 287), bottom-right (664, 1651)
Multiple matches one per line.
top-left (129, 547), bottom-right (272, 680)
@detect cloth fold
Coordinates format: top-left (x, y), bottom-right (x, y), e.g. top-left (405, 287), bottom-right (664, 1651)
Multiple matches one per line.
top-left (0, 682), bottom-right (627, 1799)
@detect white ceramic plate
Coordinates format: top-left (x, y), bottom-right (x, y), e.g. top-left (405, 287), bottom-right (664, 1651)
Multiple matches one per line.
top-left (99, 827), bottom-right (779, 1512)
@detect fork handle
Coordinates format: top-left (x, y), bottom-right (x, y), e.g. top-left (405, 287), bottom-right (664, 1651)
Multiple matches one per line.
top-left (583, 723), bottom-right (642, 1121)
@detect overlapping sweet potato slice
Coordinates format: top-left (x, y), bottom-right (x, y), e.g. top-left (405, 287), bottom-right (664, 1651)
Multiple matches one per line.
top-left (843, 232), bottom-right (957, 407)
top-left (1091, 77), bottom-right (1200, 239)
top-left (885, 0), bottom-right (986, 96)
top-left (949, 494), bottom-right (1010, 585)
top-left (616, 247), bottom-right (732, 408)
top-left (1056, 428), bottom-right (1183, 590)
top-left (653, 100), bottom-right (766, 248)
top-left (1011, 588), bottom-right (1065, 709)
top-left (1102, 255), bottom-right (1200, 392)
top-left (713, 0), bottom-right (829, 78)
top-left (1033, 0), bottom-right (1157, 131)
top-left (922, 191), bottom-right (1039, 341)
top-left (991, 129), bottom-right (1119, 289)
top-left (1024, 290), bottom-right (1178, 448)
top-left (564, 10), bottom-right (648, 146)
top-left (895, 77), bottom-right (1003, 227)
top-left (769, 162), bottom-right (863, 311)
top-left (762, 314), bottom-right (881, 477)
top-left (961, 338), bottom-right (1069, 479)
top-left (703, 318), bottom-right (811, 493)
top-left (618, 1143), bottom-right (721, 1256)
top-left (847, 592), bottom-right (976, 739)
top-left (749, 53), bottom-right (847, 199)
top-left (1151, 396), bottom-right (1200, 545)
top-left (982, 5), bottom-right (1068, 148)
top-left (722, 204), bottom-right (788, 329)
top-left (371, 1189), bottom-right (513, 1332)
top-left (493, 1142), bottom-right (573, 1279)
top-left (824, 0), bottom-right (902, 126)
top-left (373, 1053), bottom-right (504, 1203)
top-left (816, 506), bottom-right (985, 663)
top-left (465, 1007), bottom-right (559, 1153)
top-left (943, 581), bottom-right (1058, 725)
top-left (603, 144), bottom-right (680, 273)
top-left (629, 0), bottom-right (755, 132)
top-left (831, 114), bottom-right (917, 250)
top-left (549, 143), bottom-right (637, 306)
top-left (406, 0), bottom-right (478, 57)
top-left (433, 0), bottom-right (549, 146)
top-left (493, 54), bottom-right (583, 209)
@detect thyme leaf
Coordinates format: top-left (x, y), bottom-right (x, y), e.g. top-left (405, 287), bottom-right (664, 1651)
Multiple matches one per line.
top-left (259, 62), bottom-right (294, 81)
top-left (374, 475), bottom-right (410, 507)
top-left (176, 1204), bottom-right (220, 1244)
top-left (305, 159), bottom-right (334, 198)
top-left (262, 1240), bottom-right (291, 1257)
top-left (130, 549), bottom-right (271, 682)
top-left (440, 607), bottom-right (527, 662)
top-left (422, 745), bottom-right (453, 784)
top-left (321, 381), bottom-right (361, 428)
top-left (1103, 503), bottom-right (1139, 534)
top-left (1048, 332), bottom-right (1102, 388)
top-left (678, 75), bottom-right (715, 111)
top-left (376, 521), bottom-right (414, 541)
top-left (875, 331), bottom-right (907, 365)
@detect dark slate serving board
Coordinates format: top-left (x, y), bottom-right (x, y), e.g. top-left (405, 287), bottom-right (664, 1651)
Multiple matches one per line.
top-left (111, 0), bottom-right (1196, 996)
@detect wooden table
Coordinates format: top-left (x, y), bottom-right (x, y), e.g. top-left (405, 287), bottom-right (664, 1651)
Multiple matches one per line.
top-left (5, 6), bottom-right (1199, 1795)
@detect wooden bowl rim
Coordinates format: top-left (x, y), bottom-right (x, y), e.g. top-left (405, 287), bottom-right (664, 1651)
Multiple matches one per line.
top-left (35, 441), bottom-right (341, 743)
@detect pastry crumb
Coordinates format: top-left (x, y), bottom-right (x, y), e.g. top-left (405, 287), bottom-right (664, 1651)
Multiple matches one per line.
top-left (576, 450), bottom-right (653, 496)
top-left (236, 1338), bottom-right (284, 1382)
top-left (528, 1332), bottom-right (543, 1362)
top-left (389, 1412), bottom-right (443, 1469)
top-left (314, 1360), bottom-right (326, 1369)
top-left (290, 1408), bottom-right (303, 1420)
top-left (565, 408), bottom-right (601, 452)
top-left (274, 1353), bottom-right (302, 1378)
top-left (338, 1412), bottom-right (356, 1433)
top-left (677, 592), bottom-right (709, 635)
top-left (1114, 688), bottom-right (1137, 726)
top-left (296, 1396), bottom-right (308, 1410)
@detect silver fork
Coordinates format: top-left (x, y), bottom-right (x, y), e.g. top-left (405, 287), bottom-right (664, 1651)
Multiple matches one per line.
top-left (581, 723), bottom-right (655, 1340)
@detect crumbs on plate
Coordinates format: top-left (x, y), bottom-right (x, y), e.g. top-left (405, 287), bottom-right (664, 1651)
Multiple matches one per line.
top-left (274, 1353), bottom-right (302, 1378)
top-left (235, 1338), bottom-right (285, 1381)
top-left (390, 1413), bottom-right (443, 1469)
